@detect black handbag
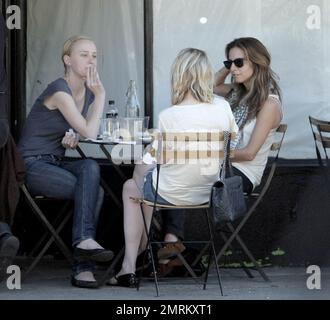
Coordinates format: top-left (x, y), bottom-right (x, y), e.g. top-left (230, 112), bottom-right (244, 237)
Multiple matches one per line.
top-left (210, 132), bottom-right (247, 225)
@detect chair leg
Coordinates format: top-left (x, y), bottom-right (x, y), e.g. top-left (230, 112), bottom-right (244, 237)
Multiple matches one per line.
top-left (205, 209), bottom-right (223, 296)
top-left (202, 245), bottom-right (213, 290)
top-left (22, 209), bottom-right (73, 281)
top-left (99, 247), bottom-right (125, 286)
top-left (219, 230), bottom-right (254, 279)
top-left (100, 178), bottom-right (123, 210)
top-left (216, 221), bottom-right (244, 265)
top-left (175, 251), bottom-right (199, 280)
top-left (32, 205), bottom-right (72, 263)
top-left (137, 247), bottom-right (149, 291)
top-left (28, 201), bottom-right (72, 258)
top-left (190, 242), bottom-right (210, 270)
top-left (22, 186), bottom-right (73, 266)
top-left (227, 223), bottom-right (270, 282)
top-left (139, 203), bottom-right (159, 297)
top-left (154, 215), bottom-right (202, 283)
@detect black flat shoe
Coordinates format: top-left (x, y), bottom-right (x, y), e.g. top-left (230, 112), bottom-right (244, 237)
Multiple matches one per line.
top-left (107, 273), bottom-right (138, 288)
top-left (73, 247), bottom-right (114, 262)
top-left (0, 235), bottom-right (20, 282)
top-left (71, 276), bottom-right (99, 289)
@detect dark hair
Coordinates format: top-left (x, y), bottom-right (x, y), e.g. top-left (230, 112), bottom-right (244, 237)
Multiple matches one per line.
top-left (225, 37), bottom-right (281, 120)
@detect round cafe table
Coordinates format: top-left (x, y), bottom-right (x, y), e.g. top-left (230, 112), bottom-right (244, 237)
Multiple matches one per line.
top-left (76, 136), bottom-right (153, 209)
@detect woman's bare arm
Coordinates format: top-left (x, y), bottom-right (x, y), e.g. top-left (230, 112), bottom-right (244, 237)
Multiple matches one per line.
top-left (232, 98), bottom-right (282, 162)
top-left (48, 66), bottom-right (105, 139)
top-left (213, 67), bottom-right (234, 97)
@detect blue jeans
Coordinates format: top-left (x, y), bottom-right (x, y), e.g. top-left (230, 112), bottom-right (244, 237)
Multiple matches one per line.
top-left (24, 155), bottom-right (104, 275)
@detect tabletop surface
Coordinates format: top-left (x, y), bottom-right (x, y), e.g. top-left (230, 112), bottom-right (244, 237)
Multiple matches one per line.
top-left (79, 136), bottom-right (153, 145)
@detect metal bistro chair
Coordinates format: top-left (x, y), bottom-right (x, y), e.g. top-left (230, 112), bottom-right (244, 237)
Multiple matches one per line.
top-left (20, 184), bottom-right (73, 280)
top-left (213, 124), bottom-right (287, 282)
top-left (131, 131), bottom-right (236, 297)
top-left (309, 116), bottom-right (330, 167)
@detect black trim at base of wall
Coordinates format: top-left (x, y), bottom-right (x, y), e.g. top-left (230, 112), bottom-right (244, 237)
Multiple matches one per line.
top-left (277, 158), bottom-right (325, 167)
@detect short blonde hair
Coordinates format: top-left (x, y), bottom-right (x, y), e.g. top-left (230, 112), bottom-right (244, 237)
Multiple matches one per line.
top-left (171, 48), bottom-right (214, 105)
top-left (62, 35), bottom-right (94, 75)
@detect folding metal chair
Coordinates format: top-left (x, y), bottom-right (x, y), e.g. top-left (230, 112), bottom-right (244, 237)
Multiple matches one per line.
top-left (215, 124), bottom-right (287, 282)
top-left (131, 131), bottom-right (235, 296)
top-left (98, 247), bottom-right (125, 286)
top-left (20, 184), bottom-right (73, 280)
top-left (309, 116), bottom-right (330, 167)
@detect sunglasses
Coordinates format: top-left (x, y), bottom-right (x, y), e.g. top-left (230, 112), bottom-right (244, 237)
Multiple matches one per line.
top-left (223, 58), bottom-right (245, 69)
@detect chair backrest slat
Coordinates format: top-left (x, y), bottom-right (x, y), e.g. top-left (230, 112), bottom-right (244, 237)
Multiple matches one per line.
top-left (270, 142), bottom-right (281, 151)
top-left (321, 136), bottom-right (330, 148)
top-left (269, 124), bottom-right (287, 156)
top-left (149, 131), bottom-right (230, 164)
top-left (276, 124), bottom-right (287, 133)
top-left (160, 150), bottom-right (226, 162)
top-left (318, 124), bottom-right (330, 133)
top-left (251, 123), bottom-right (287, 205)
top-left (309, 116), bottom-right (330, 131)
top-left (309, 116), bottom-right (330, 165)
top-left (155, 131), bottom-right (235, 164)
top-left (161, 132), bottom-right (227, 141)
top-left (309, 117), bottom-right (330, 135)
top-left (313, 132), bottom-right (330, 147)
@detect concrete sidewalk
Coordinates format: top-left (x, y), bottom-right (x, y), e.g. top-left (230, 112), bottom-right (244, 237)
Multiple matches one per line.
top-left (0, 260), bottom-right (329, 300)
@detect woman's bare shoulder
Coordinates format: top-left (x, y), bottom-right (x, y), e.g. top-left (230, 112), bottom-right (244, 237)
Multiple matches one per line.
top-left (258, 96), bottom-right (282, 128)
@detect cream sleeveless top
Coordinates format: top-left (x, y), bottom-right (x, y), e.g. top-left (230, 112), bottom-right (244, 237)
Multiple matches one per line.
top-left (232, 95), bottom-right (282, 188)
top-left (152, 97), bottom-right (238, 205)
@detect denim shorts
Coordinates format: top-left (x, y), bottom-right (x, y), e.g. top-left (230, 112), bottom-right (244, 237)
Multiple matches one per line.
top-left (143, 168), bottom-right (172, 205)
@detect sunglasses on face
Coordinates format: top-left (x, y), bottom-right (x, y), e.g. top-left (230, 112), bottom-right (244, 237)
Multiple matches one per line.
top-left (223, 58), bottom-right (245, 69)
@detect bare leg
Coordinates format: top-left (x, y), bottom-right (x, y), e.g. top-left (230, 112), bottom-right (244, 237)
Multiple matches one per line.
top-left (117, 164), bottom-right (154, 276)
top-left (132, 163), bottom-right (154, 192)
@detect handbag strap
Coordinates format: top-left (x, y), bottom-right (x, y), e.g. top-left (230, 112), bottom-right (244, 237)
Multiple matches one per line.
top-left (227, 137), bottom-right (234, 177)
top-left (220, 131), bottom-right (234, 180)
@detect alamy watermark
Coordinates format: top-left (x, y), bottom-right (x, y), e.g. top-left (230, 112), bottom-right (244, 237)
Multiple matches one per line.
top-left (1, 264), bottom-right (324, 291)
top-left (107, 129), bottom-right (226, 170)
top-left (306, 265), bottom-right (321, 290)
top-left (3, 5), bottom-right (21, 30)
top-left (306, 5), bottom-right (321, 30)
top-left (1, 4), bottom-right (323, 31)
top-left (3, 265), bottom-right (21, 290)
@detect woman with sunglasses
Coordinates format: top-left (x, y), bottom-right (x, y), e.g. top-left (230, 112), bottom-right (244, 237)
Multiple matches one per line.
top-left (214, 37), bottom-right (282, 193)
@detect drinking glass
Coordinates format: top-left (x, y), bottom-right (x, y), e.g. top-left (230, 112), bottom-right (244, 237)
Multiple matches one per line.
top-left (118, 117), bottom-right (150, 141)
top-left (100, 118), bottom-right (119, 140)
